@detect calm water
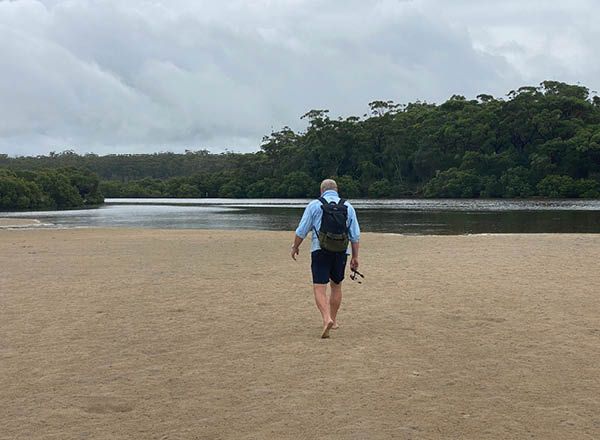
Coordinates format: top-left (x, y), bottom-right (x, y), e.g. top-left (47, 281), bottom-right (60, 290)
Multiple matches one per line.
top-left (1, 198), bottom-right (600, 234)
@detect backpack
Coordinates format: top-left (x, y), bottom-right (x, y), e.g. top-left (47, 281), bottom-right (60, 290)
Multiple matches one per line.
top-left (316, 197), bottom-right (349, 253)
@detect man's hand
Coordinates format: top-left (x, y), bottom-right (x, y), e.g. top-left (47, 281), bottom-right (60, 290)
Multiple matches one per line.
top-left (291, 246), bottom-right (299, 261)
top-left (350, 242), bottom-right (360, 271)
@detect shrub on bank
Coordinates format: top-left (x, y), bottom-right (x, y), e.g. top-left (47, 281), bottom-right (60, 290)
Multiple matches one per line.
top-left (0, 168), bottom-right (104, 211)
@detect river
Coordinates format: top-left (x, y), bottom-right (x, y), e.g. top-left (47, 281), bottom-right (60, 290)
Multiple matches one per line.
top-left (1, 198), bottom-right (599, 234)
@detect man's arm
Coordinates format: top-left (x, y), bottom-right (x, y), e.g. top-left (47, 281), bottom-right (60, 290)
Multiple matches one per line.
top-left (347, 204), bottom-right (361, 270)
top-left (291, 235), bottom-right (303, 260)
top-left (350, 241), bottom-right (359, 270)
top-left (291, 202), bottom-right (315, 260)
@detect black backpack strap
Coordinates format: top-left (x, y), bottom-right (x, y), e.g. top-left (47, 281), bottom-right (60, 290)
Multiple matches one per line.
top-left (315, 197), bottom-right (326, 235)
top-left (320, 197), bottom-right (346, 206)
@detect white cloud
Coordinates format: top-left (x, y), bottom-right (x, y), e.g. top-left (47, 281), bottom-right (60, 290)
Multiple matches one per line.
top-left (0, 0), bottom-right (598, 156)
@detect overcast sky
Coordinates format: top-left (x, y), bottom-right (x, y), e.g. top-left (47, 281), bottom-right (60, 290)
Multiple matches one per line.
top-left (1, 0), bottom-right (599, 156)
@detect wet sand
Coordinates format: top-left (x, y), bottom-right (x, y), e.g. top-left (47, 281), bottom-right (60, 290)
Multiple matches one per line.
top-left (0, 218), bottom-right (41, 228)
top-left (1, 229), bottom-right (599, 439)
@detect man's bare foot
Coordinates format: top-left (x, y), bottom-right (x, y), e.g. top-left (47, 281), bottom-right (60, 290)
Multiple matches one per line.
top-left (321, 320), bottom-right (334, 338)
top-left (332, 321), bottom-right (339, 330)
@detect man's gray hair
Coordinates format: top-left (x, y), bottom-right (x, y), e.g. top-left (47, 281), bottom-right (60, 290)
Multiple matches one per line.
top-left (320, 179), bottom-right (338, 192)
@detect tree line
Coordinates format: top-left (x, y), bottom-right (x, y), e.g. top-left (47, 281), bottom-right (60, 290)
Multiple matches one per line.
top-left (0, 168), bottom-right (103, 210)
top-left (1, 80), bottom-right (599, 204)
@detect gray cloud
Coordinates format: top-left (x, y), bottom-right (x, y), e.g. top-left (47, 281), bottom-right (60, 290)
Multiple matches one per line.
top-left (1, 0), bottom-right (598, 156)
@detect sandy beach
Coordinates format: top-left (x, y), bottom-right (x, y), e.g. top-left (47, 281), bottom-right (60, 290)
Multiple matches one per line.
top-left (1, 228), bottom-right (599, 439)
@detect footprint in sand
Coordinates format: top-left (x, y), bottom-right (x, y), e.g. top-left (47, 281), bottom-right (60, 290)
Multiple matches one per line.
top-left (81, 396), bottom-right (133, 414)
top-left (481, 317), bottom-right (506, 323)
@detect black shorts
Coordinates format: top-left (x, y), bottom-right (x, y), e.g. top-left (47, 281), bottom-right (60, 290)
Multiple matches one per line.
top-left (311, 249), bottom-right (348, 284)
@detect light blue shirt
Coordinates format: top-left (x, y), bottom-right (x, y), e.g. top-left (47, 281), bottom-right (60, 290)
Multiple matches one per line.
top-left (295, 190), bottom-right (360, 253)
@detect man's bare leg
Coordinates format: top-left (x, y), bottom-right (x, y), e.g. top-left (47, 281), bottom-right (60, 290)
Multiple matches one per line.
top-left (330, 281), bottom-right (342, 329)
top-left (313, 284), bottom-right (334, 338)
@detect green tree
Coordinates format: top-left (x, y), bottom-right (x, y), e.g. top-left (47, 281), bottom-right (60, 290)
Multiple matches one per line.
top-left (34, 171), bottom-right (83, 208)
top-left (218, 181), bottom-right (245, 198)
top-left (536, 175), bottom-right (577, 197)
top-left (423, 168), bottom-right (482, 198)
top-left (500, 167), bottom-right (534, 198)
top-left (246, 178), bottom-right (279, 198)
top-left (333, 175), bottom-right (361, 198)
top-left (0, 175), bottom-right (45, 210)
top-left (573, 179), bottom-right (600, 198)
top-left (278, 172), bottom-right (317, 198)
top-left (368, 179), bottom-right (393, 198)
top-left (99, 181), bottom-right (123, 197)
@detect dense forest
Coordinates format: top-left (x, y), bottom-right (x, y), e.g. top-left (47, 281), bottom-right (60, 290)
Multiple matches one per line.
top-left (0, 168), bottom-right (103, 210)
top-left (1, 81), bottom-right (600, 206)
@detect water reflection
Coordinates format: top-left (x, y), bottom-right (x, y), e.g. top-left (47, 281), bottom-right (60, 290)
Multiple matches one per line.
top-left (240, 206), bottom-right (600, 234)
top-left (106, 198), bottom-right (600, 211)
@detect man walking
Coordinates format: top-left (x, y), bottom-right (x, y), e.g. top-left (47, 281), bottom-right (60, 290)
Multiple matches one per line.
top-left (291, 179), bottom-right (360, 338)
